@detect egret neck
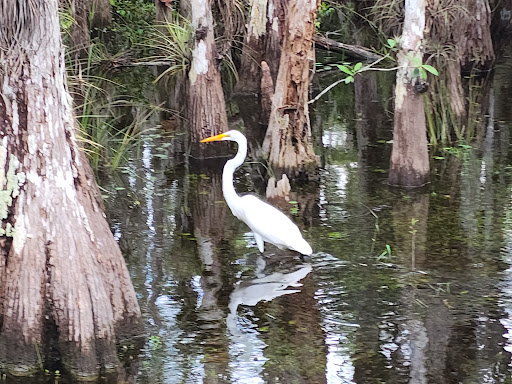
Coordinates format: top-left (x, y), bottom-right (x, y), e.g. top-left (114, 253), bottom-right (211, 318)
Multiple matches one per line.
top-left (222, 134), bottom-right (247, 214)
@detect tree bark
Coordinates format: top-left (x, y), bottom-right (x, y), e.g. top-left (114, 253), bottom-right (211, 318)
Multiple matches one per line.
top-left (90, 0), bottom-right (112, 29)
top-left (388, 0), bottom-right (429, 187)
top-left (313, 34), bottom-right (382, 62)
top-left (187, 0), bottom-right (229, 158)
top-left (71, 0), bottom-right (91, 59)
top-left (0, 0), bottom-right (141, 377)
top-left (262, 0), bottom-right (320, 180)
top-left (236, 0), bottom-right (270, 93)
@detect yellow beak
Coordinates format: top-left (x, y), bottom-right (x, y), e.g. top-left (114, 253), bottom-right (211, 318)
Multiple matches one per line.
top-left (200, 133), bottom-right (228, 143)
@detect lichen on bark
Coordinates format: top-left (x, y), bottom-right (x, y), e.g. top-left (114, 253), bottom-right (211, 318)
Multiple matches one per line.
top-left (0, 151), bottom-right (26, 225)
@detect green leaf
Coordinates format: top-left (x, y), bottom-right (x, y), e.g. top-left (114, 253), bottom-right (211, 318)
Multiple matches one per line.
top-left (422, 64), bottom-right (439, 76)
top-left (412, 68), bottom-right (420, 78)
top-left (336, 64), bottom-right (353, 76)
top-left (353, 62), bottom-right (362, 72)
top-left (408, 55), bottom-right (421, 67)
top-left (420, 68), bottom-right (428, 80)
top-left (344, 76), bottom-right (354, 84)
top-left (387, 38), bottom-right (396, 48)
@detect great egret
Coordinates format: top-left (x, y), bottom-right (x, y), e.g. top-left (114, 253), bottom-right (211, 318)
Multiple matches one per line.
top-left (200, 130), bottom-right (313, 255)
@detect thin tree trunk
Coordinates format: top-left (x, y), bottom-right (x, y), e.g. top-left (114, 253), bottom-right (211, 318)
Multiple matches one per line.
top-left (236, 0), bottom-right (269, 93)
top-left (262, 0), bottom-right (319, 180)
top-left (71, 0), bottom-right (91, 59)
top-left (265, 0), bottom-right (287, 82)
top-left (187, 0), bottom-right (228, 158)
top-left (388, 0), bottom-right (429, 187)
top-left (0, 0), bottom-right (141, 377)
top-left (90, 0), bottom-right (112, 29)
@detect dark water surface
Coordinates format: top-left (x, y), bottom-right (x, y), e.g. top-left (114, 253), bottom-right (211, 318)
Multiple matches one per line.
top-left (7, 56), bottom-right (512, 384)
top-left (99, 59), bottom-right (512, 384)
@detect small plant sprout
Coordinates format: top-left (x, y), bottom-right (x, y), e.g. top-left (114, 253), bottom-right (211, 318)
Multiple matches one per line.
top-left (407, 55), bottom-right (439, 80)
top-left (378, 244), bottom-right (392, 260)
top-left (289, 200), bottom-right (299, 215)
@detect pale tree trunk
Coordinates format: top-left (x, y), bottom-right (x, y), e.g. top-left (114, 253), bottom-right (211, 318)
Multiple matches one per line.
top-left (187, 0), bottom-right (228, 158)
top-left (388, 0), bottom-right (429, 187)
top-left (0, 0), bottom-right (141, 377)
top-left (262, 0), bottom-right (319, 180)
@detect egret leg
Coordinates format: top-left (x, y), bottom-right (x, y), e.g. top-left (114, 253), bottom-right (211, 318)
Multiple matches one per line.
top-left (254, 233), bottom-right (265, 253)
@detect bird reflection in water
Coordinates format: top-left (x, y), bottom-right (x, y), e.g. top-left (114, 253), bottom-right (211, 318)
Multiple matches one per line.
top-left (227, 256), bottom-right (312, 329)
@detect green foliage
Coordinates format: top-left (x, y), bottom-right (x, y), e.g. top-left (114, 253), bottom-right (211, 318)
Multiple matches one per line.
top-left (148, 335), bottom-right (162, 350)
top-left (288, 201), bottom-right (299, 215)
top-left (442, 144), bottom-right (472, 158)
top-left (144, 14), bottom-right (193, 82)
top-left (75, 67), bottom-right (165, 171)
top-left (107, 0), bottom-right (156, 51)
top-left (59, 8), bottom-right (74, 31)
top-left (315, 2), bottom-right (335, 29)
top-left (378, 244), bottom-right (392, 260)
top-left (408, 54), bottom-right (439, 80)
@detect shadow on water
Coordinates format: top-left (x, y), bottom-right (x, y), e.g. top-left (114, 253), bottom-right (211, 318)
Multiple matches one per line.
top-left (7, 55), bottom-right (512, 383)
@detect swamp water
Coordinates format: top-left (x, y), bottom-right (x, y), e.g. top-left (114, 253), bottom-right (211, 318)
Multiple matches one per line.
top-left (7, 56), bottom-right (512, 384)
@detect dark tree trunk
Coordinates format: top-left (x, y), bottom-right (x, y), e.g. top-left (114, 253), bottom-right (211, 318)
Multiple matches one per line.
top-left (90, 0), bottom-right (112, 29)
top-left (236, 0), bottom-right (287, 93)
top-left (70, 0), bottom-right (112, 59)
top-left (187, 0), bottom-right (229, 158)
top-left (388, 0), bottom-right (430, 187)
top-left (0, 0), bottom-right (141, 377)
top-left (262, 0), bottom-right (320, 180)
top-left (71, 0), bottom-right (91, 59)
top-left (236, 0), bottom-right (271, 93)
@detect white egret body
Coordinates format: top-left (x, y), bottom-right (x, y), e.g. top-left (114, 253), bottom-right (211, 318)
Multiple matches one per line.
top-left (201, 130), bottom-right (313, 255)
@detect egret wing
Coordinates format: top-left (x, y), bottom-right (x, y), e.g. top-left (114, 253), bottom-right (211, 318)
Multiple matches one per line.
top-left (237, 195), bottom-right (304, 250)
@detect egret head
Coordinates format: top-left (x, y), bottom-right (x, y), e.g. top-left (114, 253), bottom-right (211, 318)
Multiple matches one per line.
top-left (200, 130), bottom-right (245, 143)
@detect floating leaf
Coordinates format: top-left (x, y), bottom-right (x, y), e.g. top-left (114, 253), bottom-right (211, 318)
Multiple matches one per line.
top-left (328, 232), bottom-right (342, 239)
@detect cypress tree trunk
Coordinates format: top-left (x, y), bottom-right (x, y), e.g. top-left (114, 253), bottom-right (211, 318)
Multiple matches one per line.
top-left (388, 0), bottom-right (429, 187)
top-left (187, 0), bottom-right (228, 158)
top-left (0, 0), bottom-right (141, 377)
top-left (235, 0), bottom-right (269, 93)
top-left (262, 0), bottom-right (319, 180)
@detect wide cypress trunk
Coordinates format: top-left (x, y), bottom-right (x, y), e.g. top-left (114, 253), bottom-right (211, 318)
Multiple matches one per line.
top-left (388, 0), bottom-right (430, 187)
top-left (262, 0), bottom-right (319, 180)
top-left (187, 0), bottom-right (228, 158)
top-left (0, 0), bottom-right (141, 377)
